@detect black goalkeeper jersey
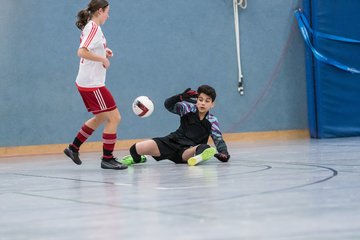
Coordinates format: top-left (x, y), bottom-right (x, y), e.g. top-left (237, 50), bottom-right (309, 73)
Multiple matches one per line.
top-left (163, 95), bottom-right (228, 154)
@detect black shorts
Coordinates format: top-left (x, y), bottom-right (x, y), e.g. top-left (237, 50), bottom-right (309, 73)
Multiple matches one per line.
top-left (152, 137), bottom-right (190, 164)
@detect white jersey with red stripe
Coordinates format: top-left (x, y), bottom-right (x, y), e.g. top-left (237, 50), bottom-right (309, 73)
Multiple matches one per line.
top-left (75, 20), bottom-right (107, 88)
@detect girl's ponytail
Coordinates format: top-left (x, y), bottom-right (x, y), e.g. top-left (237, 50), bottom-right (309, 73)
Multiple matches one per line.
top-left (76, 9), bottom-right (91, 30)
top-left (75, 0), bottom-right (109, 30)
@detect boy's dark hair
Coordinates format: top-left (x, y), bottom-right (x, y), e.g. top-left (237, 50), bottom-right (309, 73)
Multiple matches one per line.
top-left (197, 85), bottom-right (216, 102)
top-left (76, 0), bottom-right (109, 30)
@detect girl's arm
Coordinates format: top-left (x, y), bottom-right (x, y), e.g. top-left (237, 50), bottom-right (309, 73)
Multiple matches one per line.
top-left (78, 47), bottom-right (110, 69)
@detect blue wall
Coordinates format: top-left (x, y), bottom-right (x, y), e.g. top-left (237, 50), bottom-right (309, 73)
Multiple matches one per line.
top-left (0, 0), bottom-right (307, 147)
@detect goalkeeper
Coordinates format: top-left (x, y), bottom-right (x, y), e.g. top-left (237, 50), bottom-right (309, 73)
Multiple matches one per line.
top-left (120, 84), bottom-right (230, 166)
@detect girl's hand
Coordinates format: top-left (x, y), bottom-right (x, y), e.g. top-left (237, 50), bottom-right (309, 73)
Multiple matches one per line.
top-left (106, 48), bottom-right (113, 58)
top-left (102, 58), bottom-right (110, 69)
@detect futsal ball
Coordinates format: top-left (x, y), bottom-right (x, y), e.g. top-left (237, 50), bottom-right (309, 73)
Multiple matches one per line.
top-left (132, 96), bottom-right (154, 118)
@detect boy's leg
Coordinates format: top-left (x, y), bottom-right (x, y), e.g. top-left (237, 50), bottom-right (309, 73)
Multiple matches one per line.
top-left (120, 140), bottom-right (160, 166)
top-left (186, 144), bottom-right (216, 166)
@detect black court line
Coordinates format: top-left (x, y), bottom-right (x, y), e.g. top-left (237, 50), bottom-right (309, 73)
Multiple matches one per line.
top-left (216, 164), bottom-right (272, 178)
top-left (12, 191), bottom-right (215, 220)
top-left (9, 172), bottom-right (129, 186)
top-left (4, 162), bottom-right (338, 219)
top-left (211, 162), bottom-right (338, 201)
top-left (167, 162), bottom-right (338, 207)
top-left (6, 163), bottom-right (271, 186)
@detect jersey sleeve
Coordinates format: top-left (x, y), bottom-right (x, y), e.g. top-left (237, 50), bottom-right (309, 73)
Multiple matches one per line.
top-left (164, 94), bottom-right (197, 116)
top-left (79, 22), bottom-right (100, 50)
top-left (208, 115), bottom-right (229, 154)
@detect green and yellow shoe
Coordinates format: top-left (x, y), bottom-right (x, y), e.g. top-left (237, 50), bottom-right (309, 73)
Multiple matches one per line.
top-left (119, 155), bottom-right (147, 166)
top-left (187, 147), bottom-right (216, 166)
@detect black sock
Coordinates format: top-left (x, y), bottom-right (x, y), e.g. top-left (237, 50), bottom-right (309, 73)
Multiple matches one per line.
top-left (130, 144), bottom-right (142, 163)
top-left (103, 149), bottom-right (113, 159)
top-left (71, 125), bottom-right (94, 152)
top-left (195, 144), bottom-right (210, 155)
top-left (69, 144), bottom-right (79, 153)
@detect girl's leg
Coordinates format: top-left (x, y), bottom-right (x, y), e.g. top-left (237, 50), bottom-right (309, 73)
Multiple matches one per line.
top-left (69, 113), bottom-right (107, 152)
top-left (84, 113), bottom-right (107, 130)
top-left (99, 108), bottom-right (121, 159)
top-left (64, 113), bottom-right (108, 165)
top-left (98, 108), bottom-right (126, 170)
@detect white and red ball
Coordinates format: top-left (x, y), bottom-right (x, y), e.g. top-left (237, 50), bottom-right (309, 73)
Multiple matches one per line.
top-left (132, 96), bottom-right (154, 118)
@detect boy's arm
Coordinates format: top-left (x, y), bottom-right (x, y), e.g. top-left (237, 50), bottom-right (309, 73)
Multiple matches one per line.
top-left (164, 88), bottom-right (198, 116)
top-left (209, 116), bottom-right (230, 162)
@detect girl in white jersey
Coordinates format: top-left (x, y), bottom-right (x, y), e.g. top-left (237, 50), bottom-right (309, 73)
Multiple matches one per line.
top-left (64, 0), bottom-right (127, 170)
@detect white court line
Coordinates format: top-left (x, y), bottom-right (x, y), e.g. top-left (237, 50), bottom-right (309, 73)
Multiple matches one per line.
top-left (113, 182), bottom-right (132, 186)
top-left (156, 185), bottom-right (216, 190)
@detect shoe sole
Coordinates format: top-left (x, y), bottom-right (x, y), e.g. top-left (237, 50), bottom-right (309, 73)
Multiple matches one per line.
top-left (187, 147), bottom-right (216, 166)
top-left (101, 162), bottom-right (128, 170)
top-left (64, 148), bottom-right (82, 165)
top-left (101, 160), bottom-right (127, 170)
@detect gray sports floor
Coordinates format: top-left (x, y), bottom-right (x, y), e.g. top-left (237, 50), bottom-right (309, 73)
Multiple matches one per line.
top-left (1, 137), bottom-right (360, 240)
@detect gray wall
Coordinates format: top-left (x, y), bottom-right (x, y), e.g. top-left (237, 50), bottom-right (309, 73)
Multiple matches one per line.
top-left (0, 0), bottom-right (307, 147)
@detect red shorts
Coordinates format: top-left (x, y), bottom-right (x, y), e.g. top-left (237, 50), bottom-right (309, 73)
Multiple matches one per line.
top-left (77, 85), bottom-right (117, 114)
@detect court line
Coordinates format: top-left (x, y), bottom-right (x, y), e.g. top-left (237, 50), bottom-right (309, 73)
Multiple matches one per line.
top-left (212, 162), bottom-right (338, 200)
top-left (166, 161), bottom-right (338, 206)
top-left (10, 173), bottom-right (132, 186)
top-left (12, 191), bottom-right (215, 220)
top-left (217, 164), bottom-right (272, 177)
top-left (157, 164), bottom-right (272, 190)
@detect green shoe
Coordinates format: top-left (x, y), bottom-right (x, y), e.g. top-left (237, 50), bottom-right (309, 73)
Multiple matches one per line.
top-left (187, 147), bottom-right (216, 166)
top-left (119, 155), bottom-right (147, 166)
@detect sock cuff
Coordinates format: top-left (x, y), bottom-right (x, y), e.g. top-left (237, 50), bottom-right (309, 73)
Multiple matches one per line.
top-left (82, 124), bottom-right (94, 134)
top-left (103, 133), bottom-right (117, 139)
top-left (70, 144), bottom-right (79, 151)
top-left (102, 155), bottom-right (113, 159)
top-left (103, 133), bottom-right (117, 150)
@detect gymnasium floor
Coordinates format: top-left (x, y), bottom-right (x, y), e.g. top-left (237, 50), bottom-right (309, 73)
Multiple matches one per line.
top-left (1, 137), bottom-right (360, 240)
